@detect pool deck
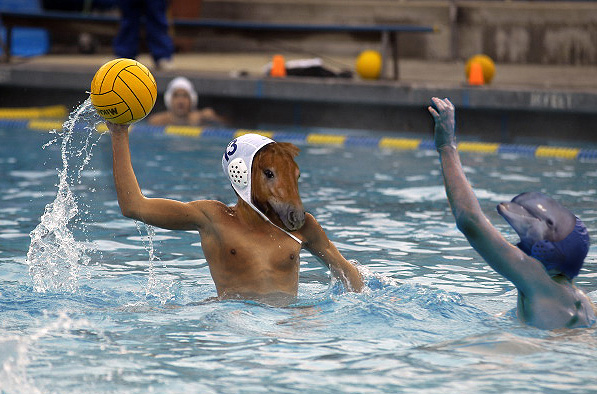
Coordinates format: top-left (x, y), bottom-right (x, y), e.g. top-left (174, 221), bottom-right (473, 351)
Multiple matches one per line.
top-left (1, 52), bottom-right (596, 141)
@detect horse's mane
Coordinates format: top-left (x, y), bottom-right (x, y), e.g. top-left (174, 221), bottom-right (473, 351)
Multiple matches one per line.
top-left (257, 142), bottom-right (300, 159)
top-left (253, 142), bottom-right (300, 166)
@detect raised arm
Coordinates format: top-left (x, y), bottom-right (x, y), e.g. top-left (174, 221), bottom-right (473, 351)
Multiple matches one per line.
top-left (428, 98), bottom-right (549, 294)
top-left (300, 213), bottom-right (364, 292)
top-left (108, 121), bottom-right (208, 231)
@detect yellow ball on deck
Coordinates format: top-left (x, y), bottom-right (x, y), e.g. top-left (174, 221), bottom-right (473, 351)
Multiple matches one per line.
top-left (465, 54), bottom-right (496, 84)
top-left (90, 58), bottom-right (157, 124)
top-left (356, 50), bottom-right (383, 80)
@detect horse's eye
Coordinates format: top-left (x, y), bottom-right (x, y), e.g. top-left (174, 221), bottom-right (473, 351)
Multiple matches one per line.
top-left (264, 169), bottom-right (274, 179)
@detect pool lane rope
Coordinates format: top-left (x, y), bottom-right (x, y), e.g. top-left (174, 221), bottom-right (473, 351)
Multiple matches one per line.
top-left (3, 118), bottom-right (597, 161)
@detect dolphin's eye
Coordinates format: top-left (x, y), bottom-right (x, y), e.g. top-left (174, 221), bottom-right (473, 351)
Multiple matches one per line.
top-left (264, 169), bottom-right (274, 179)
top-left (546, 219), bottom-right (554, 226)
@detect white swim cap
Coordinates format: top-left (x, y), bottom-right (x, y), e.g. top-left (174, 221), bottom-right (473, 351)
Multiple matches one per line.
top-left (222, 133), bottom-right (274, 210)
top-left (222, 133), bottom-right (301, 244)
top-left (164, 76), bottom-right (198, 110)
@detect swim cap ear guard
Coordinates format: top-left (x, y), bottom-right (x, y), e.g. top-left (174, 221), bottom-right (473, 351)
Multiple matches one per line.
top-left (222, 134), bottom-right (273, 203)
top-left (222, 134), bottom-right (301, 244)
top-left (518, 218), bottom-right (590, 280)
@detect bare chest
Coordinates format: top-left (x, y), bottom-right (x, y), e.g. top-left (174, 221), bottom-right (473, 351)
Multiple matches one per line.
top-left (218, 227), bottom-right (301, 270)
top-left (199, 215), bottom-right (303, 292)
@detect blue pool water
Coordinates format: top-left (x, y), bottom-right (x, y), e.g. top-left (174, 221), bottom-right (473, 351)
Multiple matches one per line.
top-left (1, 101), bottom-right (597, 393)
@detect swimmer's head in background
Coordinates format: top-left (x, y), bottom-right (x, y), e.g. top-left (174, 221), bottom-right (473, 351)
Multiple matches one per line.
top-left (164, 76), bottom-right (198, 110)
top-left (497, 192), bottom-right (590, 279)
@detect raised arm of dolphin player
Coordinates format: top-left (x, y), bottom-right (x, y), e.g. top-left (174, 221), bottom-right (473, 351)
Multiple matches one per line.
top-left (429, 97), bottom-right (597, 329)
top-left (108, 121), bottom-right (210, 231)
top-left (428, 98), bottom-right (553, 296)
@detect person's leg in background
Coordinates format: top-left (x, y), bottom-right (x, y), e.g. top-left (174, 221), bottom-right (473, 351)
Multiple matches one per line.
top-left (113, 0), bottom-right (142, 59)
top-left (144, 0), bottom-right (175, 68)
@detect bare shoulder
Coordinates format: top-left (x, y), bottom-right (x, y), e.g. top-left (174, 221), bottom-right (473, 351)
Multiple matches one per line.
top-left (147, 111), bottom-right (170, 126)
top-left (186, 110), bottom-right (203, 126)
top-left (299, 212), bottom-right (321, 231)
top-left (520, 279), bottom-right (597, 329)
top-left (296, 213), bottom-right (327, 246)
top-left (188, 199), bottom-right (231, 216)
top-left (200, 107), bottom-right (217, 117)
top-left (188, 108), bottom-right (218, 125)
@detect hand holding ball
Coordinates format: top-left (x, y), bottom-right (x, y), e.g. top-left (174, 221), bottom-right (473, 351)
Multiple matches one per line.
top-left (90, 58), bottom-right (157, 124)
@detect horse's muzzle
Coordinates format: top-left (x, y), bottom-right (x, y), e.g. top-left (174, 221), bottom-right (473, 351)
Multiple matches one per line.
top-left (285, 207), bottom-right (306, 231)
top-left (270, 200), bottom-right (305, 231)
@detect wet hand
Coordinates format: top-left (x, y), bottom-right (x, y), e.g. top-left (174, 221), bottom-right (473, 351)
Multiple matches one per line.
top-left (106, 121), bottom-right (129, 134)
top-left (428, 97), bottom-right (456, 151)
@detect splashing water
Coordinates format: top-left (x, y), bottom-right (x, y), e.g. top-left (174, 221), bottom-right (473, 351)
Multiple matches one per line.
top-left (26, 99), bottom-right (172, 300)
top-left (135, 221), bottom-right (175, 304)
top-left (26, 99), bottom-right (104, 293)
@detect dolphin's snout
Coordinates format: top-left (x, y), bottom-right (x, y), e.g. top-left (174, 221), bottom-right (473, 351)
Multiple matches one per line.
top-left (496, 202), bottom-right (508, 216)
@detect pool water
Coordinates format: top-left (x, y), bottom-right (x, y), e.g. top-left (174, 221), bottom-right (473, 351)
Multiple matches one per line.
top-left (1, 102), bottom-right (597, 393)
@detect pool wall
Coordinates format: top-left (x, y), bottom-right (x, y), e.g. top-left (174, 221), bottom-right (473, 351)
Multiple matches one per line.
top-left (1, 63), bottom-right (596, 144)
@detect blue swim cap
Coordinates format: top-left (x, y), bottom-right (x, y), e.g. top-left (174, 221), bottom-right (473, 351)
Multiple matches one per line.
top-left (518, 218), bottom-right (590, 279)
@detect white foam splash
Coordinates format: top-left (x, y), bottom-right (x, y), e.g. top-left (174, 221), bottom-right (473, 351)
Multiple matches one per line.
top-left (26, 99), bottom-right (102, 293)
top-left (26, 99), bottom-right (173, 301)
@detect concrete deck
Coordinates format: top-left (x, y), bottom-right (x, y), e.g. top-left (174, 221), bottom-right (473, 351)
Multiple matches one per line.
top-left (1, 53), bottom-right (596, 142)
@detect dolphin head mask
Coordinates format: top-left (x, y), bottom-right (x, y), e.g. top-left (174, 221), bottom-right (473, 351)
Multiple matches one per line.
top-left (497, 192), bottom-right (590, 279)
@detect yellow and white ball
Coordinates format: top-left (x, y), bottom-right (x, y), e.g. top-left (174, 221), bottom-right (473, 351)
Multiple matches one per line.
top-left (90, 58), bottom-right (157, 124)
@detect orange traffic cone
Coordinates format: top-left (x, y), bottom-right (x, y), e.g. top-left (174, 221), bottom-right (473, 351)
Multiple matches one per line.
top-left (270, 55), bottom-right (286, 77)
top-left (468, 61), bottom-right (484, 86)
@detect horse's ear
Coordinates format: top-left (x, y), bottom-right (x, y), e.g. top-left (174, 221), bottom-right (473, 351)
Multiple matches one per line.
top-left (276, 142), bottom-right (300, 158)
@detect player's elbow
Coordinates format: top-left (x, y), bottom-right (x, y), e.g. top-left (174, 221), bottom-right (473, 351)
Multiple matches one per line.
top-left (454, 213), bottom-right (480, 238)
top-left (119, 205), bottom-right (136, 220)
top-left (118, 201), bottom-right (142, 221)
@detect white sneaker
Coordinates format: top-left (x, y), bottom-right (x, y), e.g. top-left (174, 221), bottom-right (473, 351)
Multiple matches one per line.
top-left (156, 58), bottom-right (174, 71)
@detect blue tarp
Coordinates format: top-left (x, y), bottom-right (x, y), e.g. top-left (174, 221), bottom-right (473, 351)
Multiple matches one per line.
top-left (0, 0), bottom-right (49, 57)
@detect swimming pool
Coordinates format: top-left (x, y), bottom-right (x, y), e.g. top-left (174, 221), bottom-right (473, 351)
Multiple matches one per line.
top-left (1, 101), bottom-right (597, 393)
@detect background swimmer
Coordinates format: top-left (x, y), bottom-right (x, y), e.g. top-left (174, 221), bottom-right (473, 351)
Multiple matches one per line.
top-left (429, 97), bottom-right (596, 329)
top-left (148, 76), bottom-right (226, 126)
top-left (107, 124), bottom-right (363, 305)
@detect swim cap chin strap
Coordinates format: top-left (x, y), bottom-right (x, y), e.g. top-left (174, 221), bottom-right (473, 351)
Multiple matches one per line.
top-left (519, 218), bottom-right (590, 279)
top-left (222, 134), bottom-right (302, 245)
